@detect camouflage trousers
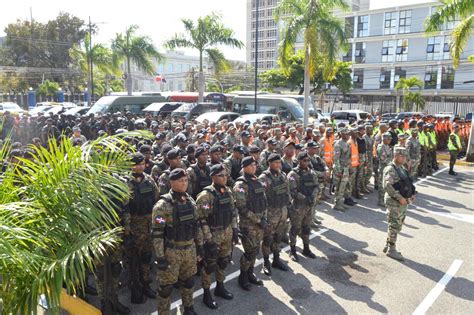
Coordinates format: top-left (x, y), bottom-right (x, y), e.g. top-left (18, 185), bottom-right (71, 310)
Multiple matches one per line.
top-left (373, 157), bottom-right (380, 188)
top-left (409, 160), bottom-right (420, 180)
top-left (129, 214), bottom-right (153, 284)
top-left (202, 226), bottom-right (233, 289)
top-left (289, 205), bottom-right (312, 246)
top-left (262, 206), bottom-right (288, 257)
top-left (356, 154), bottom-right (366, 193)
top-left (349, 166), bottom-right (357, 195)
top-left (239, 218), bottom-right (264, 272)
top-left (94, 245), bottom-right (123, 301)
top-left (386, 205), bottom-right (407, 245)
top-left (334, 167), bottom-right (350, 203)
top-left (418, 148), bottom-right (429, 177)
top-left (378, 164), bottom-right (389, 203)
top-left (364, 155), bottom-right (373, 189)
top-left (157, 246), bottom-right (197, 314)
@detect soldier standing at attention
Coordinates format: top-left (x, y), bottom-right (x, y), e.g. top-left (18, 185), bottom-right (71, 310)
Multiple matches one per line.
top-left (187, 146), bottom-right (212, 199)
top-left (332, 128), bottom-right (353, 211)
top-left (233, 156), bottom-right (268, 291)
top-left (126, 153), bottom-right (160, 303)
top-left (196, 164), bottom-right (238, 309)
top-left (287, 151), bottom-right (318, 261)
top-left (382, 147), bottom-right (416, 261)
top-left (373, 123), bottom-right (389, 190)
top-left (448, 124), bottom-right (462, 175)
top-left (363, 124), bottom-right (375, 193)
top-left (259, 153), bottom-right (291, 276)
top-left (377, 132), bottom-right (394, 207)
top-left (151, 168), bottom-right (204, 315)
top-left (157, 149), bottom-right (183, 196)
top-left (406, 129), bottom-right (421, 180)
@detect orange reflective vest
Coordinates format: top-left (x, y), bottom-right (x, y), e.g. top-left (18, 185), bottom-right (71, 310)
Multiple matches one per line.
top-left (349, 139), bottom-right (359, 167)
top-left (403, 121), bottom-right (409, 130)
top-left (323, 136), bottom-right (334, 167)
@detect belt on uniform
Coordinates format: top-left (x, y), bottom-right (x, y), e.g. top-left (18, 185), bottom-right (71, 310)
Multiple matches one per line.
top-left (165, 242), bottom-right (194, 250)
top-left (209, 226), bottom-right (229, 232)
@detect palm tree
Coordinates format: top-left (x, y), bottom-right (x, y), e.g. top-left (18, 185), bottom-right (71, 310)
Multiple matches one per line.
top-left (0, 132), bottom-right (150, 313)
top-left (70, 33), bottom-right (119, 99)
top-left (275, 0), bottom-right (348, 126)
top-left (395, 77), bottom-right (426, 112)
top-left (425, 0), bottom-right (474, 68)
top-left (166, 13), bottom-right (244, 102)
top-left (112, 25), bottom-right (164, 95)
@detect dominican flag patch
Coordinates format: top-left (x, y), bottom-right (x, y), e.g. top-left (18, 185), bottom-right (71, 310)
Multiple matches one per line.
top-left (155, 216), bottom-right (166, 224)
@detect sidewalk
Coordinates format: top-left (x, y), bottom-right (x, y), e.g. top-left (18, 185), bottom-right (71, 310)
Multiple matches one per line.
top-left (437, 151), bottom-right (474, 167)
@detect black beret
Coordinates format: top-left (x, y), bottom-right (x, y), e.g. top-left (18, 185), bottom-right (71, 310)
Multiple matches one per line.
top-left (166, 149), bottom-right (180, 160)
top-left (295, 144), bottom-right (304, 150)
top-left (267, 153), bottom-right (281, 163)
top-left (241, 131), bottom-right (251, 138)
top-left (186, 144), bottom-right (197, 154)
top-left (210, 163), bottom-right (226, 176)
top-left (161, 143), bottom-right (173, 155)
top-left (194, 146), bottom-right (208, 158)
top-left (155, 133), bottom-right (166, 140)
top-left (139, 144), bottom-right (152, 154)
top-left (209, 145), bottom-right (223, 153)
top-left (267, 138), bottom-right (278, 145)
top-left (306, 141), bottom-right (320, 148)
top-left (297, 151), bottom-right (309, 161)
top-left (249, 145), bottom-right (261, 153)
top-left (169, 168), bottom-right (187, 181)
top-left (241, 156), bottom-right (256, 168)
top-left (129, 152), bottom-right (145, 164)
top-left (233, 145), bottom-right (246, 155)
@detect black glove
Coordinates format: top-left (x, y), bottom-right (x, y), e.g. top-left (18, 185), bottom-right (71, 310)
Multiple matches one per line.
top-left (204, 241), bottom-right (219, 259)
top-left (259, 218), bottom-right (269, 230)
top-left (156, 257), bottom-right (169, 271)
top-left (196, 245), bottom-right (204, 258)
top-left (305, 195), bottom-right (314, 205)
top-left (232, 228), bottom-right (240, 244)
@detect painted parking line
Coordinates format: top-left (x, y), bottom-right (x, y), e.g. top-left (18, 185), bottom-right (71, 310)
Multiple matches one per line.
top-left (414, 167), bottom-right (448, 186)
top-left (150, 228), bottom-right (329, 314)
top-left (412, 259), bottom-right (464, 315)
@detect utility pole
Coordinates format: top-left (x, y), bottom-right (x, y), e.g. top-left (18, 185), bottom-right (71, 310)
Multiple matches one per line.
top-left (254, 0), bottom-right (259, 111)
top-left (88, 16), bottom-right (94, 106)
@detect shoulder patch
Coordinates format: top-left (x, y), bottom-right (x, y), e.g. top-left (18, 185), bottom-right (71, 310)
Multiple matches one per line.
top-left (154, 215), bottom-right (166, 225)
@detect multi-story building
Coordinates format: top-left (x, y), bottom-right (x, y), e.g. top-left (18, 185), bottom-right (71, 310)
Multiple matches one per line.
top-left (340, 1), bottom-right (474, 102)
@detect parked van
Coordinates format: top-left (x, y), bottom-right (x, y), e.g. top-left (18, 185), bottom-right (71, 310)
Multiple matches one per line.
top-left (232, 96), bottom-right (306, 122)
top-left (331, 110), bottom-right (370, 125)
top-left (171, 102), bottom-right (223, 121)
top-left (87, 95), bottom-right (166, 115)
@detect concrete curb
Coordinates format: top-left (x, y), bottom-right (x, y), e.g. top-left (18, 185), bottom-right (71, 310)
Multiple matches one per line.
top-left (437, 153), bottom-right (474, 167)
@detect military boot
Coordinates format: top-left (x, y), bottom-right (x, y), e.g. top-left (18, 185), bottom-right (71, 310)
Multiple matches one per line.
top-left (114, 298), bottom-right (131, 315)
top-left (290, 245), bottom-right (299, 262)
top-left (377, 201), bottom-right (386, 208)
top-left (130, 288), bottom-right (146, 304)
top-left (100, 299), bottom-right (114, 315)
top-left (344, 197), bottom-right (357, 206)
top-left (386, 245), bottom-right (404, 261)
top-left (238, 268), bottom-right (251, 291)
top-left (272, 252), bottom-right (289, 271)
top-left (247, 266), bottom-right (263, 286)
top-left (203, 288), bottom-right (218, 309)
top-left (143, 283), bottom-right (156, 299)
top-left (263, 256), bottom-right (272, 276)
top-left (333, 200), bottom-right (346, 212)
top-left (183, 306), bottom-right (197, 315)
top-left (302, 244), bottom-right (317, 259)
top-left (214, 281), bottom-right (233, 300)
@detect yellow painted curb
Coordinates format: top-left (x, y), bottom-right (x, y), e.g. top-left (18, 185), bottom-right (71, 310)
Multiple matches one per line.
top-left (60, 289), bottom-right (101, 315)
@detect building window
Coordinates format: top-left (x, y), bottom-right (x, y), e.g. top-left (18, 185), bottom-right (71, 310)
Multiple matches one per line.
top-left (266, 40), bottom-right (276, 48)
top-left (394, 67), bottom-right (406, 85)
top-left (158, 64), bottom-right (164, 73)
top-left (266, 61), bottom-right (274, 68)
top-left (424, 66), bottom-right (438, 89)
top-left (441, 66), bottom-right (455, 89)
top-left (266, 50), bottom-right (275, 58)
top-left (353, 69), bottom-right (364, 89)
top-left (355, 42), bottom-right (366, 63)
top-left (399, 10), bottom-right (411, 33)
top-left (396, 39), bottom-right (408, 62)
top-left (258, 51), bottom-right (264, 59)
top-left (357, 15), bottom-right (369, 37)
top-left (380, 68), bottom-right (391, 89)
top-left (343, 43), bottom-right (353, 62)
top-left (267, 29), bottom-right (277, 38)
top-left (427, 36), bottom-right (442, 60)
top-left (345, 17), bottom-right (354, 38)
top-left (443, 36), bottom-right (451, 59)
top-left (267, 19), bottom-right (276, 27)
top-left (384, 12), bottom-right (397, 35)
top-left (381, 40), bottom-right (396, 62)
top-left (267, 8), bottom-right (273, 16)
top-left (168, 63), bottom-right (174, 73)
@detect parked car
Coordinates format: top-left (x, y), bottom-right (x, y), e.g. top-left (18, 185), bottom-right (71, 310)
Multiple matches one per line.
top-left (62, 107), bottom-right (91, 116)
top-left (195, 111), bottom-right (240, 124)
top-left (87, 95), bottom-right (167, 115)
top-left (465, 113), bottom-right (472, 122)
top-left (331, 110), bottom-right (370, 125)
top-left (29, 105), bottom-right (53, 117)
top-left (44, 105), bottom-right (76, 116)
top-left (142, 102), bottom-right (184, 117)
top-left (0, 102), bottom-right (26, 115)
top-left (381, 113), bottom-right (398, 122)
top-left (233, 113), bottom-right (279, 125)
top-left (395, 112), bottom-right (424, 120)
top-left (171, 102), bottom-right (223, 121)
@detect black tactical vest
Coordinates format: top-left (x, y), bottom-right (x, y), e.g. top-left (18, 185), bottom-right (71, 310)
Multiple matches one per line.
top-left (281, 159), bottom-right (293, 174)
top-left (238, 175), bottom-right (267, 214)
top-left (311, 156), bottom-right (326, 172)
top-left (230, 158), bottom-right (241, 180)
top-left (296, 168), bottom-right (316, 197)
top-left (205, 186), bottom-right (234, 229)
top-left (162, 194), bottom-right (196, 242)
top-left (264, 171), bottom-right (289, 208)
top-left (392, 165), bottom-right (416, 198)
top-left (129, 177), bottom-right (155, 215)
top-left (191, 164), bottom-right (212, 196)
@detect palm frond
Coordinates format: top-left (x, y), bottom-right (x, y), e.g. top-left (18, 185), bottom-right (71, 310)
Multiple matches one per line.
top-left (450, 14), bottom-right (474, 67)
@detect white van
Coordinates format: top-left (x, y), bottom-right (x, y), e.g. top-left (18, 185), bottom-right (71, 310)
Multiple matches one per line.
top-left (232, 96), bottom-right (308, 122)
top-left (331, 110), bottom-right (370, 125)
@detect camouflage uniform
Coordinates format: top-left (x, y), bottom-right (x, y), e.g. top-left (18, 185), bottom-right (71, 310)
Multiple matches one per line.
top-left (187, 163), bottom-right (212, 199)
top-left (377, 143), bottom-right (393, 205)
top-left (333, 138), bottom-right (351, 205)
top-left (309, 154), bottom-right (327, 203)
top-left (287, 166), bottom-right (317, 247)
top-left (126, 174), bottom-right (159, 289)
top-left (224, 156), bottom-right (242, 186)
top-left (373, 133), bottom-right (383, 189)
top-left (363, 133), bottom-right (374, 190)
top-left (406, 135), bottom-right (421, 180)
top-left (151, 190), bottom-right (203, 315)
top-left (196, 184), bottom-right (237, 289)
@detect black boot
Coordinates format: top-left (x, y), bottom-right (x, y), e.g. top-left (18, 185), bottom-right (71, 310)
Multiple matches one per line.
top-left (344, 197), bottom-right (357, 205)
top-left (272, 252), bottom-right (289, 271)
top-left (302, 244), bottom-right (317, 259)
top-left (114, 298), bottom-right (131, 315)
top-left (130, 288), bottom-right (146, 304)
top-left (214, 281), bottom-right (233, 300)
top-left (85, 283), bottom-right (98, 296)
top-left (203, 288), bottom-right (218, 309)
top-left (183, 306), bottom-right (197, 315)
top-left (263, 256), bottom-right (272, 276)
top-left (143, 283), bottom-right (156, 299)
top-left (290, 245), bottom-right (299, 262)
top-left (100, 299), bottom-right (114, 315)
top-left (238, 268), bottom-right (251, 291)
top-left (247, 266), bottom-right (263, 286)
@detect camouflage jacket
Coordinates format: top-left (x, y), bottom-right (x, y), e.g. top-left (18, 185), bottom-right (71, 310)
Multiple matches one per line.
top-left (383, 162), bottom-right (409, 206)
top-left (377, 143), bottom-right (393, 168)
top-left (333, 139), bottom-right (351, 173)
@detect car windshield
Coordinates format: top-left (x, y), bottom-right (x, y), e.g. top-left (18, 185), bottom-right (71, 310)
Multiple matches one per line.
top-left (289, 105), bottom-right (304, 118)
top-left (359, 112), bottom-right (368, 119)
